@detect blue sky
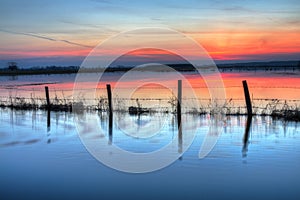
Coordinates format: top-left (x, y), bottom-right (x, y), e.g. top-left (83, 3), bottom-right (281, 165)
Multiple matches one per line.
top-left (0, 0), bottom-right (299, 67)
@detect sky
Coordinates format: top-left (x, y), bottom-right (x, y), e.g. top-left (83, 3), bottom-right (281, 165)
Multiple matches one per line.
top-left (0, 0), bottom-right (299, 68)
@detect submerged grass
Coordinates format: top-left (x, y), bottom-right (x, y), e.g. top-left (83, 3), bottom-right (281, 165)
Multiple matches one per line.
top-left (0, 94), bottom-right (299, 121)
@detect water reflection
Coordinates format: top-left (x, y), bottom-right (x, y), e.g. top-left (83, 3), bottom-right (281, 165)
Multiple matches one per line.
top-left (198, 115), bottom-right (223, 158)
top-left (0, 108), bottom-right (299, 160)
top-left (1, 109), bottom-right (300, 199)
top-left (178, 117), bottom-right (182, 154)
top-left (0, 108), bottom-right (77, 147)
top-left (47, 110), bottom-right (51, 132)
top-left (108, 112), bottom-right (113, 145)
top-left (242, 116), bottom-right (252, 157)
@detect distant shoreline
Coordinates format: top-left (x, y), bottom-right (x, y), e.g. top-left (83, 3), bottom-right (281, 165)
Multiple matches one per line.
top-left (0, 60), bottom-right (299, 76)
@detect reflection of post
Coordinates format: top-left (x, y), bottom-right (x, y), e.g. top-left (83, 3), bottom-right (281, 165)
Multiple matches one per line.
top-left (242, 80), bottom-right (252, 156)
top-left (242, 116), bottom-right (252, 157)
top-left (109, 130), bottom-right (112, 145)
top-left (178, 124), bottom-right (182, 154)
top-left (177, 80), bottom-right (182, 129)
top-left (106, 84), bottom-right (113, 141)
top-left (47, 110), bottom-right (50, 132)
top-left (242, 80), bottom-right (252, 116)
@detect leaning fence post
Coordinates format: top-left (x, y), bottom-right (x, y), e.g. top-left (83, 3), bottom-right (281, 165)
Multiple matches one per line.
top-left (242, 80), bottom-right (252, 116)
top-left (177, 80), bottom-right (182, 129)
top-left (106, 84), bottom-right (113, 137)
top-left (106, 84), bottom-right (112, 114)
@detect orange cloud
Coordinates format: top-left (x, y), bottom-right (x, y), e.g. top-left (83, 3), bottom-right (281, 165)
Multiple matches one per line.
top-left (191, 31), bottom-right (300, 60)
top-left (2, 30), bottom-right (299, 62)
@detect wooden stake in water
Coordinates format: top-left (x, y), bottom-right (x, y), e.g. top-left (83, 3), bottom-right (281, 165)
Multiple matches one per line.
top-left (177, 80), bottom-right (182, 129)
top-left (106, 84), bottom-right (113, 137)
top-left (106, 84), bottom-right (112, 114)
top-left (242, 80), bottom-right (252, 116)
top-left (45, 86), bottom-right (51, 131)
top-left (45, 86), bottom-right (50, 109)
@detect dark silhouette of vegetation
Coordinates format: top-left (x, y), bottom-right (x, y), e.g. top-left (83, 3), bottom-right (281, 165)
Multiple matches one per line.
top-left (7, 62), bottom-right (18, 71)
top-left (0, 94), bottom-right (299, 121)
top-left (0, 60), bottom-right (299, 75)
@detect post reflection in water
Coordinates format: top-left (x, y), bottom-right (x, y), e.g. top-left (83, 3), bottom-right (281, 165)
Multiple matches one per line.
top-left (47, 110), bottom-right (51, 144)
top-left (242, 116), bottom-right (252, 158)
top-left (1, 108), bottom-right (299, 167)
top-left (108, 112), bottom-right (113, 145)
top-left (98, 112), bottom-right (262, 160)
top-left (178, 118), bottom-right (183, 155)
top-left (47, 110), bottom-right (51, 131)
top-left (1, 107), bottom-right (300, 200)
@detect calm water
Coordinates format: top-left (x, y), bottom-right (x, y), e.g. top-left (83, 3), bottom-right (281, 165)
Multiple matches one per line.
top-left (0, 108), bottom-right (299, 199)
top-left (0, 71), bottom-right (299, 108)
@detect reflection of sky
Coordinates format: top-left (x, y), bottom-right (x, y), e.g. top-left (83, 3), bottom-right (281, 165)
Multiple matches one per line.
top-left (0, 72), bottom-right (299, 104)
top-left (0, 0), bottom-right (299, 67)
top-left (0, 109), bottom-right (300, 199)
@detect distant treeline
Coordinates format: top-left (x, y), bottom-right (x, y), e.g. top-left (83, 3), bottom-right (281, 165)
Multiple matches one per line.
top-left (217, 60), bottom-right (300, 72)
top-left (0, 60), bottom-right (299, 75)
top-left (0, 66), bottom-right (80, 75)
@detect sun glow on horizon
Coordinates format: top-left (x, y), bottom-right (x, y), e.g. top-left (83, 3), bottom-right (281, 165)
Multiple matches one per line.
top-left (0, 0), bottom-right (299, 67)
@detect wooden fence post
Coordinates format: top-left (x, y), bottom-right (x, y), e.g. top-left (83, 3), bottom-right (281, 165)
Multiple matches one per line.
top-left (242, 80), bottom-right (252, 116)
top-left (106, 84), bottom-right (113, 137)
top-left (45, 86), bottom-right (50, 109)
top-left (45, 86), bottom-right (51, 131)
top-left (106, 84), bottom-right (112, 114)
top-left (177, 80), bottom-right (182, 129)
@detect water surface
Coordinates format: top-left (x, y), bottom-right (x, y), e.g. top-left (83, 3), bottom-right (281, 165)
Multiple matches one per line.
top-left (0, 108), bottom-right (299, 199)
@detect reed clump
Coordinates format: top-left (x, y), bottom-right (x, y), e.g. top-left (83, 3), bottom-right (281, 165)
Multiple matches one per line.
top-left (0, 95), bottom-right (299, 121)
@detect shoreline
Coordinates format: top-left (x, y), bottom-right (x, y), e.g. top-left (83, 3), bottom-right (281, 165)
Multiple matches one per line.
top-left (1, 61), bottom-right (299, 76)
top-left (0, 101), bottom-right (299, 122)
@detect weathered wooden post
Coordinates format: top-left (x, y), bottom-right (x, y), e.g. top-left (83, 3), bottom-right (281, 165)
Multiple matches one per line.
top-left (242, 80), bottom-right (253, 157)
top-left (45, 86), bottom-right (50, 109)
top-left (106, 84), bottom-right (113, 138)
top-left (106, 84), bottom-right (112, 114)
top-left (242, 80), bottom-right (252, 116)
top-left (45, 86), bottom-right (51, 130)
top-left (177, 80), bottom-right (182, 129)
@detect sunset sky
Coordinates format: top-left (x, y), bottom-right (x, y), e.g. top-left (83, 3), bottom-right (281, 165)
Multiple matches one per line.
top-left (0, 0), bottom-right (299, 68)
